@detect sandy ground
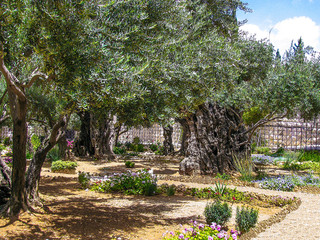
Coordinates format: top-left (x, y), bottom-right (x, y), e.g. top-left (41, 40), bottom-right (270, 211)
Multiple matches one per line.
top-left (0, 156), bottom-right (313, 239)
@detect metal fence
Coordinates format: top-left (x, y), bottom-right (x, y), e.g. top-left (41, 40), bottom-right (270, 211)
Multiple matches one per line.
top-left (253, 118), bottom-right (320, 151)
top-left (2, 117), bottom-right (320, 151)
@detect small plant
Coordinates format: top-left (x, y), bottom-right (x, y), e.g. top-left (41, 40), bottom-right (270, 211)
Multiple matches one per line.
top-left (51, 160), bottom-right (78, 172)
top-left (133, 137), bottom-right (140, 145)
top-left (135, 143), bottom-right (145, 152)
top-left (233, 153), bottom-right (254, 182)
top-left (212, 182), bottom-right (227, 195)
top-left (215, 172), bottom-right (231, 180)
top-left (125, 160), bottom-right (135, 168)
top-left (149, 143), bottom-right (158, 152)
top-left (166, 184), bottom-right (176, 196)
top-left (204, 200), bottom-right (232, 226)
top-left (78, 172), bottom-right (90, 189)
top-left (236, 206), bottom-right (259, 233)
top-left (3, 156), bottom-right (12, 168)
top-left (268, 196), bottom-right (296, 207)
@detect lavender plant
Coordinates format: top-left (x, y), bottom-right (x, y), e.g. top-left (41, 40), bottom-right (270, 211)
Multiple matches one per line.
top-left (162, 220), bottom-right (239, 240)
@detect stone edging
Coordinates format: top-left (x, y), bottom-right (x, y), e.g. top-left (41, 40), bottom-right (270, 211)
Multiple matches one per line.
top-left (239, 196), bottom-right (302, 239)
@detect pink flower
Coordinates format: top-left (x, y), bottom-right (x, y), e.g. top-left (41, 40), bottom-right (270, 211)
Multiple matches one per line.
top-left (208, 236), bottom-right (213, 240)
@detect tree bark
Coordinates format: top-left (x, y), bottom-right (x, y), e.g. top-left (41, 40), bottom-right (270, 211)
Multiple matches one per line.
top-left (163, 125), bottom-right (174, 155)
top-left (176, 118), bottom-right (189, 156)
top-left (25, 117), bottom-right (66, 204)
top-left (74, 111), bottom-right (95, 157)
top-left (179, 103), bottom-right (250, 175)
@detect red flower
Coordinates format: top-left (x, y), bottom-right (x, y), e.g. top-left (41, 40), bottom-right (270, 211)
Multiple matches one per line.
top-left (232, 197), bottom-right (236, 201)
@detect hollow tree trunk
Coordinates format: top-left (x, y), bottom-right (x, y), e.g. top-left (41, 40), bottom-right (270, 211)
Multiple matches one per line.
top-left (93, 117), bottom-right (115, 161)
top-left (163, 125), bottom-right (174, 155)
top-left (176, 118), bottom-right (189, 156)
top-left (74, 111), bottom-right (94, 157)
top-left (179, 103), bottom-right (250, 175)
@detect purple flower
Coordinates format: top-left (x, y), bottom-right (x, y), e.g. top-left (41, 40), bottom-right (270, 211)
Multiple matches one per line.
top-left (216, 225), bottom-right (221, 231)
top-left (170, 231), bottom-right (174, 236)
top-left (208, 236), bottom-right (213, 240)
top-left (217, 233), bottom-right (224, 239)
top-left (210, 223), bottom-right (217, 230)
top-left (232, 233), bottom-right (238, 240)
top-left (198, 223), bottom-right (204, 229)
top-left (179, 234), bottom-right (184, 239)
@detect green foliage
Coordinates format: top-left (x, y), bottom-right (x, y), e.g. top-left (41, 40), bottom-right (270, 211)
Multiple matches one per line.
top-left (233, 153), bottom-right (254, 182)
top-left (113, 146), bottom-right (126, 155)
top-left (254, 147), bottom-right (271, 155)
top-left (125, 160), bottom-right (135, 168)
top-left (133, 137), bottom-right (140, 145)
top-left (51, 160), bottom-right (77, 172)
top-left (149, 143), bottom-right (158, 152)
top-left (215, 173), bottom-right (231, 181)
top-left (78, 172), bottom-right (90, 189)
top-left (212, 182), bottom-right (227, 195)
top-left (47, 146), bottom-right (60, 162)
top-left (30, 134), bottom-right (41, 151)
top-left (2, 137), bottom-right (11, 146)
top-left (298, 150), bottom-right (320, 162)
top-left (166, 185), bottom-right (176, 196)
top-left (268, 196), bottom-right (296, 207)
top-left (236, 206), bottom-right (259, 233)
top-left (270, 147), bottom-right (285, 157)
top-left (204, 200), bottom-right (232, 226)
top-left (91, 169), bottom-right (157, 196)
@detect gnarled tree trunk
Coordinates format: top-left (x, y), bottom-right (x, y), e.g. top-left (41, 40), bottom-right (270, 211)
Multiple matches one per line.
top-left (176, 118), bottom-right (189, 156)
top-left (74, 111), bottom-right (95, 157)
top-left (163, 125), bottom-right (174, 155)
top-left (25, 117), bottom-right (66, 204)
top-left (179, 103), bottom-right (250, 175)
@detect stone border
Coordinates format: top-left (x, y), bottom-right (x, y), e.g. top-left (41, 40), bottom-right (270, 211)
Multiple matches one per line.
top-left (240, 197), bottom-right (301, 239)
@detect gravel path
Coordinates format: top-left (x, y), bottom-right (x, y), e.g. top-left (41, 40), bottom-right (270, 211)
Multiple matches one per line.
top-left (159, 180), bottom-right (320, 240)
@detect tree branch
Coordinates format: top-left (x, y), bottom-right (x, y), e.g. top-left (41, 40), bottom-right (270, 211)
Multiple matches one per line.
top-left (0, 43), bottom-right (26, 101)
top-left (24, 69), bottom-right (54, 89)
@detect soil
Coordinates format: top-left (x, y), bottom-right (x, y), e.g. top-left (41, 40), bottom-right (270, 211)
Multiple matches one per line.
top-left (0, 155), bottom-right (289, 240)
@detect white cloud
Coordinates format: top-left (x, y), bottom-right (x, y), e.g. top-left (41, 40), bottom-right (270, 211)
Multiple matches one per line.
top-left (240, 16), bottom-right (320, 54)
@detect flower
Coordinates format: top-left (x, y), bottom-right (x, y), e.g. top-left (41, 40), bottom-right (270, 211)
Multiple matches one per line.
top-left (216, 225), bottom-right (221, 231)
top-left (208, 236), bottom-right (213, 240)
top-left (232, 196), bottom-right (236, 201)
top-left (169, 231), bottom-right (174, 236)
top-left (198, 223), bottom-right (204, 229)
top-left (178, 233), bottom-right (184, 239)
top-left (232, 233), bottom-right (238, 240)
top-left (217, 232), bottom-right (224, 239)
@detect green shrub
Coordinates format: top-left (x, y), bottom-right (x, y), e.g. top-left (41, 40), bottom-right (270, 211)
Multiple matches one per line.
top-left (125, 160), bottom-right (135, 168)
top-left (51, 160), bottom-right (77, 172)
top-left (254, 147), bottom-right (271, 155)
top-left (91, 169), bottom-right (157, 196)
top-left (236, 206), bottom-right (259, 233)
top-left (204, 200), bottom-right (232, 226)
top-left (298, 150), bottom-right (320, 162)
top-left (270, 147), bottom-right (285, 157)
top-left (149, 144), bottom-right (158, 152)
top-left (133, 137), bottom-right (140, 145)
top-left (78, 172), bottom-right (90, 188)
top-left (3, 137), bottom-right (11, 146)
top-left (113, 146), bottom-right (126, 155)
top-left (135, 143), bottom-right (145, 152)
top-left (166, 185), bottom-right (176, 196)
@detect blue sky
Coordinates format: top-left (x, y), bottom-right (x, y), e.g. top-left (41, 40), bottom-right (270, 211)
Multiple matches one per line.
top-left (237, 0), bottom-right (320, 54)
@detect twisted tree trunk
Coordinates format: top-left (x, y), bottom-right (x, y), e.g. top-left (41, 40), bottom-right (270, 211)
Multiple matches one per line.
top-left (25, 117), bottom-right (66, 204)
top-left (179, 103), bottom-right (250, 175)
top-left (163, 125), bottom-right (174, 155)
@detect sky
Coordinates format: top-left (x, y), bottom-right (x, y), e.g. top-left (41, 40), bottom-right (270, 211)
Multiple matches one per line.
top-left (237, 0), bottom-right (320, 54)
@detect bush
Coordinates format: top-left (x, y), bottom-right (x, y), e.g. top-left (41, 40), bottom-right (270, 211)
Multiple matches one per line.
top-left (135, 143), bottom-right (145, 152)
top-left (51, 160), bottom-right (78, 172)
top-left (149, 144), bottom-right (158, 152)
top-left (215, 172), bottom-right (231, 180)
top-left (236, 206), bottom-right (258, 233)
top-left (113, 146), bottom-right (126, 155)
top-left (78, 172), bottom-right (90, 189)
top-left (91, 169), bottom-right (157, 196)
top-left (204, 200), bottom-right (232, 226)
top-left (125, 160), bottom-right (135, 168)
